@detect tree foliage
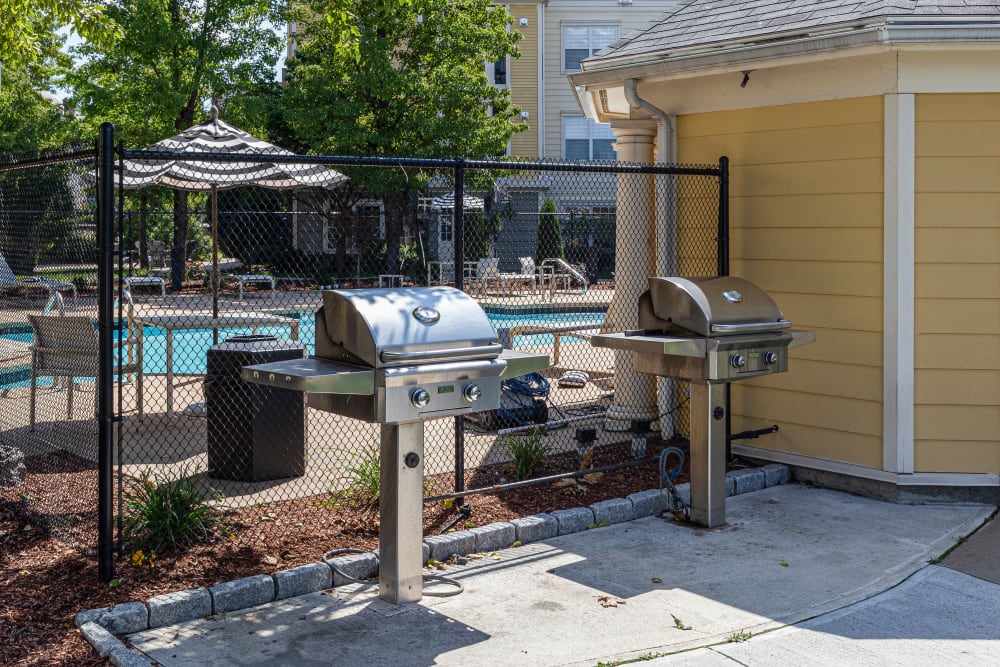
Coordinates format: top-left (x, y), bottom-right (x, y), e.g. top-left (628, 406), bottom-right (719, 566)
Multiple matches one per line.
top-left (66, 0), bottom-right (282, 145)
top-left (536, 197), bottom-right (564, 262)
top-left (283, 0), bottom-right (525, 270)
top-left (0, 0), bottom-right (120, 70)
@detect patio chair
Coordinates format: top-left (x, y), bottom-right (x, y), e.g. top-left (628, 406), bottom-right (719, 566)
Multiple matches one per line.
top-left (0, 253), bottom-right (77, 305)
top-left (27, 314), bottom-right (142, 429)
top-left (496, 257), bottom-right (539, 294)
top-left (469, 257), bottom-right (500, 295)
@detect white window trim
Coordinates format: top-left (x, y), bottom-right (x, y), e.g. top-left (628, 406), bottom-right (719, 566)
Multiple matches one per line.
top-left (562, 114), bottom-right (617, 161)
top-left (561, 23), bottom-right (619, 75)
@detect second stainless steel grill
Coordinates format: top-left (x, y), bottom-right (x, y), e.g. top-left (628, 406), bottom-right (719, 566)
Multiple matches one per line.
top-left (241, 286), bottom-right (548, 604)
top-left (592, 276), bottom-right (815, 527)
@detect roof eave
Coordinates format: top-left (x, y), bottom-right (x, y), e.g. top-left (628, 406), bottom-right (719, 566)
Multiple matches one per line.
top-left (571, 19), bottom-right (1000, 89)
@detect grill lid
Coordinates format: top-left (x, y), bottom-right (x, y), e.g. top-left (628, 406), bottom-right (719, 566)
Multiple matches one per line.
top-left (315, 286), bottom-right (501, 368)
top-left (647, 276), bottom-right (790, 337)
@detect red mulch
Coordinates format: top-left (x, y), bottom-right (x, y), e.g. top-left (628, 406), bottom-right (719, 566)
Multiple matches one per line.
top-left (0, 437), bottom-right (745, 666)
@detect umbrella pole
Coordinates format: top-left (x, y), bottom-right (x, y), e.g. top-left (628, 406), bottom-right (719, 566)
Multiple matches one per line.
top-left (212, 185), bottom-right (219, 343)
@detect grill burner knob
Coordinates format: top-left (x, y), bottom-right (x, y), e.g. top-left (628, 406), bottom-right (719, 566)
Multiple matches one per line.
top-left (463, 384), bottom-right (482, 402)
top-left (729, 353), bottom-right (747, 369)
top-left (410, 388), bottom-right (431, 408)
top-left (763, 351), bottom-right (778, 365)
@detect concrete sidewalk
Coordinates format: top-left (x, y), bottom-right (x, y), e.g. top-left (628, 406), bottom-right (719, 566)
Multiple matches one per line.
top-left (123, 485), bottom-right (994, 667)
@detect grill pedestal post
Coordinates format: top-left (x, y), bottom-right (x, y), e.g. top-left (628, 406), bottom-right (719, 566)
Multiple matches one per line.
top-left (689, 382), bottom-right (727, 527)
top-left (379, 422), bottom-right (425, 604)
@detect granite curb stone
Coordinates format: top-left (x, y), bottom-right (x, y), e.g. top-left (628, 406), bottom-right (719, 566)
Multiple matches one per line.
top-left (628, 489), bottom-right (668, 518)
top-left (79, 622), bottom-right (120, 658)
top-left (551, 506), bottom-right (595, 534)
top-left (274, 562), bottom-right (333, 600)
top-left (590, 497), bottom-right (634, 526)
top-left (209, 574), bottom-right (274, 614)
top-left (510, 513), bottom-right (558, 543)
top-left (729, 468), bottom-right (766, 495)
top-left (424, 531), bottom-right (477, 561)
top-left (75, 601), bottom-right (149, 634)
top-left (762, 463), bottom-right (791, 487)
top-left (109, 645), bottom-right (154, 667)
top-left (469, 522), bottom-right (516, 553)
top-left (327, 552), bottom-right (380, 586)
top-left (147, 588), bottom-right (212, 629)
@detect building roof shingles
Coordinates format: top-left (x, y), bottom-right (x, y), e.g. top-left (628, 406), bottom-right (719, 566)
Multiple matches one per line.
top-left (591, 0), bottom-right (1000, 63)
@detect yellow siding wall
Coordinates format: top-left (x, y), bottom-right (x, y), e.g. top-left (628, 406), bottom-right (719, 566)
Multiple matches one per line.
top-left (677, 97), bottom-right (885, 468)
top-left (508, 4), bottom-right (538, 158)
top-left (914, 94), bottom-right (1000, 473)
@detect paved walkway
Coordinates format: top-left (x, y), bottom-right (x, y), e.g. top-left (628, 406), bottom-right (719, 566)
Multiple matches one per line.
top-left (124, 485), bottom-right (996, 666)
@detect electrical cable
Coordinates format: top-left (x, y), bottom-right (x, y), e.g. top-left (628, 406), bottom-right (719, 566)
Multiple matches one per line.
top-left (322, 547), bottom-right (466, 597)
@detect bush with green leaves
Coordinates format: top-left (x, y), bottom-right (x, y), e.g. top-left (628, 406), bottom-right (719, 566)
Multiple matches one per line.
top-left (505, 429), bottom-right (550, 481)
top-left (123, 468), bottom-right (226, 553)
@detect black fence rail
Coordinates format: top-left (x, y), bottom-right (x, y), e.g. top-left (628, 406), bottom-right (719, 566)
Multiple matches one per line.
top-left (0, 130), bottom-right (724, 581)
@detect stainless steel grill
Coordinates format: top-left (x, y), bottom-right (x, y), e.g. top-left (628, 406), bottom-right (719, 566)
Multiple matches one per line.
top-left (241, 287), bottom-right (548, 603)
top-left (592, 276), bottom-right (814, 527)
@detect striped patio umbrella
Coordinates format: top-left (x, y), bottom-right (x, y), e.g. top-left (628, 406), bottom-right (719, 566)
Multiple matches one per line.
top-left (120, 106), bottom-right (348, 320)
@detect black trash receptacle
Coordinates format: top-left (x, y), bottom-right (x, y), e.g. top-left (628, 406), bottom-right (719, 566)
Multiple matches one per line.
top-left (205, 335), bottom-right (307, 482)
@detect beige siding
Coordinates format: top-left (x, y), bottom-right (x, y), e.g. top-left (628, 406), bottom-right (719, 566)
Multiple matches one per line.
top-left (508, 4), bottom-right (538, 158)
top-left (677, 97), bottom-right (885, 469)
top-left (542, 2), bottom-right (680, 159)
top-left (914, 93), bottom-right (1000, 473)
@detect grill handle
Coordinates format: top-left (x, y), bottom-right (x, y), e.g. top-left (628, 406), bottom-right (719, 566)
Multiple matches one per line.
top-left (380, 343), bottom-right (504, 365)
top-left (710, 319), bottom-right (792, 334)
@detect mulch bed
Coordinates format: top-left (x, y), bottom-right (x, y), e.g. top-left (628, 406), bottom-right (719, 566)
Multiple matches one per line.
top-left (0, 437), bottom-right (751, 666)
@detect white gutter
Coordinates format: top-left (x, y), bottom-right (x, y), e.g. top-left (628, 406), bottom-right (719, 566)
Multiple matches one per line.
top-left (572, 20), bottom-right (1000, 88)
top-left (623, 79), bottom-right (679, 429)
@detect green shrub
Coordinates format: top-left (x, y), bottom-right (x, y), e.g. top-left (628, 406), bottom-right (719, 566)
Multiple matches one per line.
top-left (505, 429), bottom-right (550, 481)
top-left (123, 468), bottom-right (226, 553)
top-left (329, 442), bottom-right (381, 510)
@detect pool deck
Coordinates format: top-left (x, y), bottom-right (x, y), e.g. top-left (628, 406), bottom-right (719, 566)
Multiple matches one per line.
top-left (1, 284), bottom-right (623, 507)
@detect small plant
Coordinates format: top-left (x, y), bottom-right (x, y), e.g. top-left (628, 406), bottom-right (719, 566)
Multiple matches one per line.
top-left (728, 630), bottom-right (752, 643)
top-left (123, 468), bottom-right (226, 553)
top-left (328, 442), bottom-right (381, 510)
top-left (504, 428), bottom-right (550, 481)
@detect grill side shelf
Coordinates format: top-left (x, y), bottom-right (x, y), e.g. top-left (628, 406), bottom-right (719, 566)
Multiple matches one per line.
top-left (242, 357), bottom-right (376, 395)
top-left (590, 333), bottom-right (707, 358)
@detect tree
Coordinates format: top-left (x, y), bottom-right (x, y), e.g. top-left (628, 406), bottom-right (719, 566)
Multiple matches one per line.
top-left (535, 198), bottom-right (564, 263)
top-left (283, 0), bottom-right (524, 273)
top-left (0, 0), bottom-right (119, 71)
top-left (65, 0), bottom-right (283, 289)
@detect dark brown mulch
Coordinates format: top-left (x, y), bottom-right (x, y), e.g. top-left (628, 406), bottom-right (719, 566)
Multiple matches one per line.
top-left (0, 437), bottom-right (740, 666)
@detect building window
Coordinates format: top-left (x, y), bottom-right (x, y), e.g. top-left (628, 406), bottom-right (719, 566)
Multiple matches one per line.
top-left (440, 212), bottom-right (453, 242)
top-left (563, 25), bottom-right (618, 72)
top-left (325, 201), bottom-right (384, 252)
top-left (493, 58), bottom-right (507, 86)
top-left (563, 117), bottom-right (616, 161)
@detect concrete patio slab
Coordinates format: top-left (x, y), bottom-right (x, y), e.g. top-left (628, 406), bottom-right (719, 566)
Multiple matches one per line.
top-left (125, 485), bottom-right (992, 667)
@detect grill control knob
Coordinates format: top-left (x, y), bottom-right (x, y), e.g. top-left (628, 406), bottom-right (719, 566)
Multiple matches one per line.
top-left (463, 384), bottom-right (482, 402)
top-left (410, 388), bottom-right (431, 408)
top-left (729, 353), bottom-right (747, 369)
top-left (763, 351), bottom-right (778, 365)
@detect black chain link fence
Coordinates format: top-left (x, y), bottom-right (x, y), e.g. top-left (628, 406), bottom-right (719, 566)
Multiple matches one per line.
top-left (0, 134), bottom-right (722, 573)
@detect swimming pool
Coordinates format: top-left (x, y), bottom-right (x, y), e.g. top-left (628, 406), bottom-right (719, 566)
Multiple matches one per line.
top-left (0, 309), bottom-right (606, 382)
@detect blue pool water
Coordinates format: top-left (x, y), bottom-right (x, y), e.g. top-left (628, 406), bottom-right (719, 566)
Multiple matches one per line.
top-left (1, 310), bottom-right (606, 382)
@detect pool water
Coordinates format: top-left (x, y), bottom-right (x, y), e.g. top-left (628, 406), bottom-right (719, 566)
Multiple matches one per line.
top-left (1, 310), bottom-right (606, 382)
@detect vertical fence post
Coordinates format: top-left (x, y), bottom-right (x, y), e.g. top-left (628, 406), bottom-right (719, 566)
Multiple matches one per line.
top-left (717, 156), bottom-right (733, 459)
top-left (453, 158), bottom-right (466, 510)
top-left (97, 123), bottom-right (116, 582)
top-left (717, 156), bottom-right (730, 278)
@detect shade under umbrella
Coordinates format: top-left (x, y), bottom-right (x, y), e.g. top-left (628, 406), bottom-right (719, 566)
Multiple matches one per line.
top-left (120, 107), bottom-right (348, 322)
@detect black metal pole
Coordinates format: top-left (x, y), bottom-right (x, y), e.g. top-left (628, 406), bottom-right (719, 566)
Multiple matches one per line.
top-left (453, 158), bottom-right (467, 510)
top-left (97, 123), bottom-right (116, 582)
top-left (717, 156), bottom-right (733, 460)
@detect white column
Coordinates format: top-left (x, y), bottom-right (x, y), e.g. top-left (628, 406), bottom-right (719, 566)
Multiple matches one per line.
top-left (883, 93), bottom-right (915, 474)
top-left (605, 120), bottom-right (660, 431)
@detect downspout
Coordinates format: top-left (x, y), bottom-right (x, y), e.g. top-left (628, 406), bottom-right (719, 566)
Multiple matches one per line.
top-left (623, 79), bottom-right (680, 435)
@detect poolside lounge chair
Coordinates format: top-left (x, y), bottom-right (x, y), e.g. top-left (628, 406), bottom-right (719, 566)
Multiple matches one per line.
top-left (27, 314), bottom-right (142, 429)
top-left (496, 257), bottom-right (539, 294)
top-left (468, 258), bottom-right (500, 295)
top-left (0, 253), bottom-right (77, 305)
